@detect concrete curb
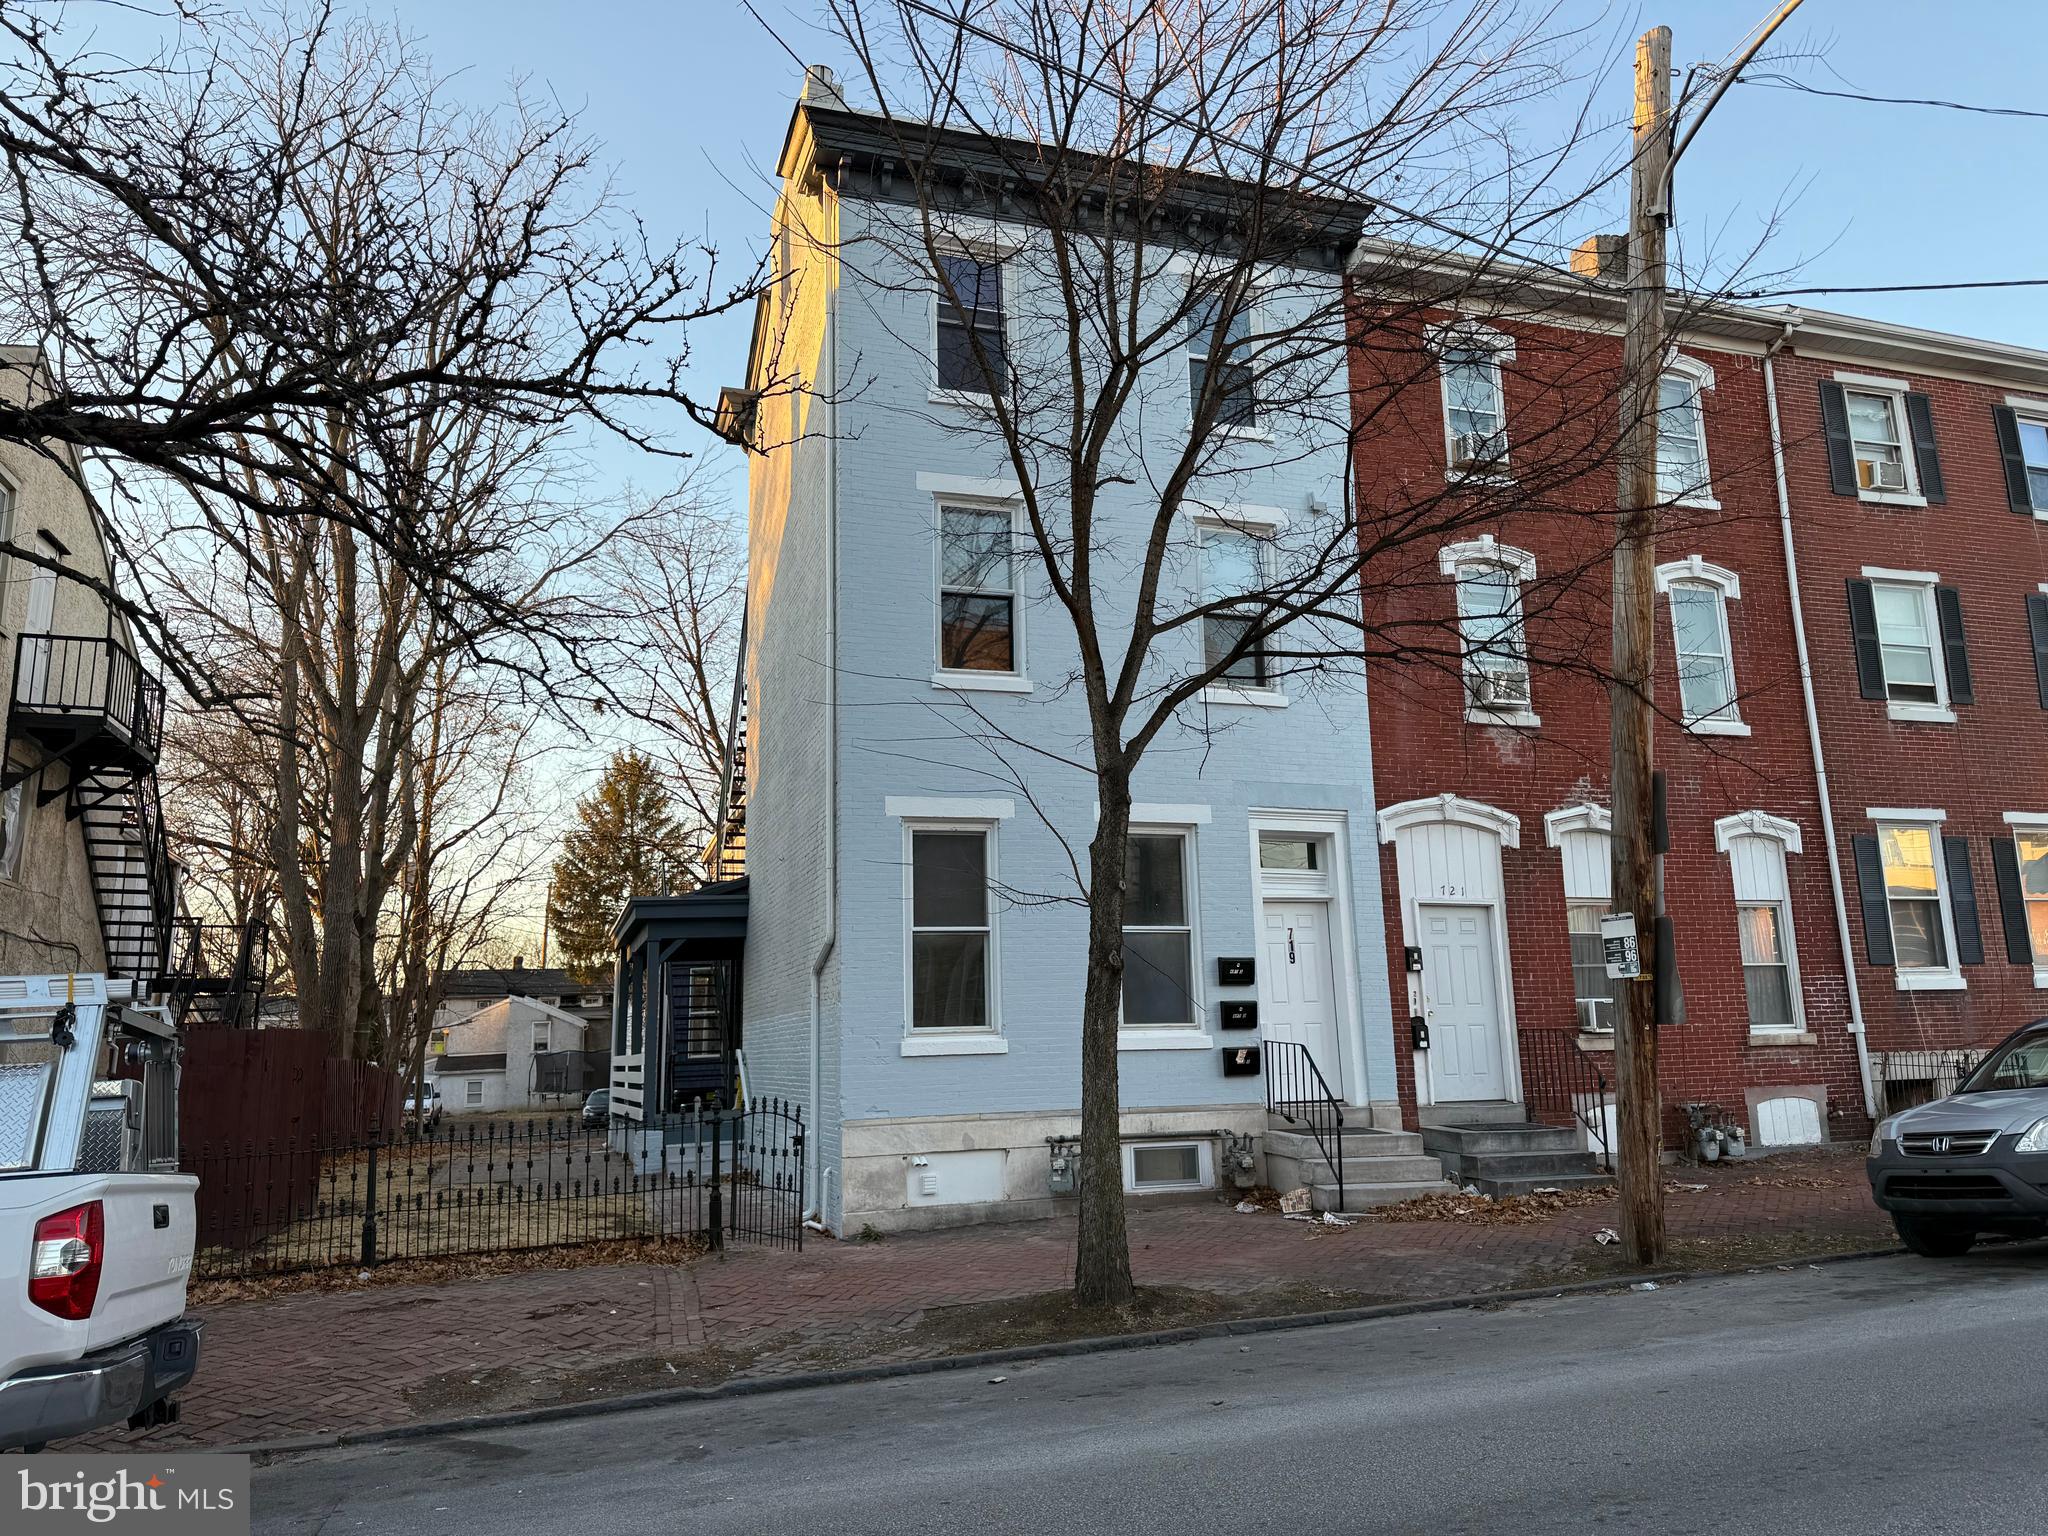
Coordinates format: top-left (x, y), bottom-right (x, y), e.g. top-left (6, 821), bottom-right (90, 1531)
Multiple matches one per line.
top-left (229, 1241), bottom-right (1903, 1460)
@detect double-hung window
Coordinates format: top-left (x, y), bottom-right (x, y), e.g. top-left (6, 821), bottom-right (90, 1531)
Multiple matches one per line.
top-left (909, 828), bottom-right (993, 1030)
top-left (1872, 581), bottom-right (1939, 705)
top-left (1655, 365), bottom-right (1713, 503)
top-left (1876, 821), bottom-right (1954, 978)
top-left (1122, 832), bottom-right (1194, 1027)
top-left (1188, 289), bottom-right (1256, 428)
top-left (532, 1021), bottom-right (549, 1054)
top-left (1546, 808), bottom-right (1613, 1033)
top-left (1199, 524), bottom-right (1267, 685)
top-left (0, 771), bottom-right (22, 882)
top-left (938, 504), bottom-right (1016, 673)
top-left (1716, 817), bottom-right (1805, 1034)
top-left (1850, 569), bottom-right (1970, 723)
top-left (1441, 538), bottom-right (1536, 718)
top-left (2019, 417), bottom-right (2048, 510)
top-left (1655, 559), bottom-right (1743, 730)
top-left (1845, 389), bottom-right (1909, 493)
top-left (934, 253), bottom-right (1005, 395)
top-left (2015, 826), bottom-right (2048, 968)
top-left (1440, 343), bottom-right (1507, 471)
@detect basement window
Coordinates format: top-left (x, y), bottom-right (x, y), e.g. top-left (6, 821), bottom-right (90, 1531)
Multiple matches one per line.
top-left (1122, 1139), bottom-right (1213, 1193)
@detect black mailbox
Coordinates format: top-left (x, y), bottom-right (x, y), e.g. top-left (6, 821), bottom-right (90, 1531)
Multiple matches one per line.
top-left (1410, 1014), bottom-right (1431, 1051)
top-left (1217, 956), bottom-right (1256, 986)
top-left (1220, 1001), bottom-right (1258, 1030)
top-left (1221, 1044), bottom-right (1262, 1077)
top-left (1404, 945), bottom-right (1424, 973)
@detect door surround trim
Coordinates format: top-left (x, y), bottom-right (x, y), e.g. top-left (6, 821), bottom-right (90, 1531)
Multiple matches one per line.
top-left (1245, 810), bottom-right (1366, 1107)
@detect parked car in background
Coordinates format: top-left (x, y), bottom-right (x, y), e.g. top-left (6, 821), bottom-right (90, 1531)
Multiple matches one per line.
top-left (1, 976), bottom-right (202, 1452)
top-left (581, 1088), bottom-right (611, 1128)
top-left (406, 1082), bottom-right (442, 1129)
top-left (1868, 1019), bottom-right (2048, 1257)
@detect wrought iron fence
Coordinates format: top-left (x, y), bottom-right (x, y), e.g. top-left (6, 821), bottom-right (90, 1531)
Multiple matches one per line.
top-left (1264, 1040), bottom-right (1346, 1212)
top-left (1873, 1049), bottom-right (1985, 1114)
top-left (1517, 1028), bottom-right (1613, 1171)
top-left (183, 1096), bottom-right (805, 1279)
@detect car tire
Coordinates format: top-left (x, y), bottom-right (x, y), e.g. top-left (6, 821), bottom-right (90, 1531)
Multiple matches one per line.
top-left (1895, 1215), bottom-right (1977, 1258)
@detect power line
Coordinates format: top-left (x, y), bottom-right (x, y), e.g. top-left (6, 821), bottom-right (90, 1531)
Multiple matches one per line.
top-left (1737, 277), bottom-right (2048, 299)
top-left (1736, 73), bottom-right (2048, 122)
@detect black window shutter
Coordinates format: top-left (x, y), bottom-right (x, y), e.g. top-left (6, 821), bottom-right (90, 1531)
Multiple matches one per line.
top-left (1905, 393), bottom-right (1945, 503)
top-left (1991, 834), bottom-right (2035, 966)
top-left (2029, 593), bottom-right (2048, 709)
top-left (1852, 834), bottom-right (1895, 966)
top-left (1994, 405), bottom-right (2035, 514)
top-left (1819, 381), bottom-right (1858, 496)
top-left (1935, 586), bottom-right (1972, 705)
top-left (1846, 579), bottom-right (1886, 700)
top-left (1945, 835), bottom-right (1984, 965)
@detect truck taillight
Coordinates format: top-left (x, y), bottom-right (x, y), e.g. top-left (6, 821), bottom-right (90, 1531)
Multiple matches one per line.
top-left (29, 1200), bottom-right (103, 1320)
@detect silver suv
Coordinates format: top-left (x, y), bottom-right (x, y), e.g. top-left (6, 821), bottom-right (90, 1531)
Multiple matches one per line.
top-left (1868, 1021), bottom-right (2048, 1257)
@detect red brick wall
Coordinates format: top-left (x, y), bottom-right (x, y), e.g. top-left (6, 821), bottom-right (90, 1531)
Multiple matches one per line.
top-left (1352, 310), bottom-right (1869, 1144)
top-left (1774, 347), bottom-right (2048, 1065)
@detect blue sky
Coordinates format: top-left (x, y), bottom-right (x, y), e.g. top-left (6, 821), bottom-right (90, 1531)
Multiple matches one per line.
top-left (381, 0), bottom-right (2048, 421)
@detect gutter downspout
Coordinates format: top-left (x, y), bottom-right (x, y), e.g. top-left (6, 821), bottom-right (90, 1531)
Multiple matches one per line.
top-left (806, 193), bottom-right (840, 1223)
top-left (1763, 316), bottom-right (1877, 1118)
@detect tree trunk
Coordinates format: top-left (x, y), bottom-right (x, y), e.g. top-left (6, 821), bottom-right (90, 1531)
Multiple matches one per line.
top-left (1074, 769), bottom-right (1135, 1307)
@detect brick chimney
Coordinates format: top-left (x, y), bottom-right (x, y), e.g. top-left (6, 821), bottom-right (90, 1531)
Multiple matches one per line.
top-left (1572, 233), bottom-right (1628, 283)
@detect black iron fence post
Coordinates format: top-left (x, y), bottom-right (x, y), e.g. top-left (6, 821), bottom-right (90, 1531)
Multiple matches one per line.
top-left (707, 1106), bottom-right (724, 1253)
top-left (360, 1126), bottom-right (380, 1269)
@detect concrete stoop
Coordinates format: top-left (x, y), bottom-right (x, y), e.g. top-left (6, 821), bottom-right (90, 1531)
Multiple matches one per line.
top-left (1264, 1124), bottom-right (1451, 1214)
top-left (1418, 1118), bottom-right (1613, 1199)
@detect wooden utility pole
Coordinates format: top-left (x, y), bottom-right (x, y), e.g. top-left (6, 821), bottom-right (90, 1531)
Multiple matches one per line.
top-left (1610, 24), bottom-right (1672, 1267)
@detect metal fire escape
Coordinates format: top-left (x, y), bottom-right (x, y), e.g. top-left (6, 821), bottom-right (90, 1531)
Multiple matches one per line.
top-left (3, 631), bottom-right (265, 1023)
top-left (702, 616), bottom-right (748, 884)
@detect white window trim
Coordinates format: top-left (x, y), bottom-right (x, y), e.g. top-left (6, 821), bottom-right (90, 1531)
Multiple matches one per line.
top-left (2005, 813), bottom-right (2048, 986)
top-left (933, 495), bottom-right (1027, 687)
top-left (1430, 319), bottom-right (1514, 482)
top-left (1657, 355), bottom-right (1719, 509)
top-left (2007, 398), bottom-right (2048, 520)
top-left (1654, 556), bottom-right (1745, 733)
top-left (1185, 281), bottom-right (1271, 440)
top-left (1440, 536), bottom-right (1538, 725)
top-left (1118, 822), bottom-right (1204, 1040)
top-left (929, 243), bottom-right (1015, 407)
top-left (1543, 803), bottom-right (1612, 846)
top-left (1121, 1138), bottom-right (1216, 1192)
top-left (1860, 568), bottom-right (1953, 724)
top-left (1867, 811), bottom-right (1966, 991)
top-left (1182, 500), bottom-right (1290, 531)
top-left (1715, 816), bottom-right (1807, 1033)
top-left (1194, 517), bottom-right (1284, 703)
top-left (1835, 370), bottom-right (1927, 508)
top-left (898, 817), bottom-right (1004, 1041)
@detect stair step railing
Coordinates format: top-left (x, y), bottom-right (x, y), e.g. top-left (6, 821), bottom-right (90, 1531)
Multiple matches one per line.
top-left (1264, 1040), bottom-right (1346, 1213)
top-left (1516, 1027), bottom-right (1614, 1173)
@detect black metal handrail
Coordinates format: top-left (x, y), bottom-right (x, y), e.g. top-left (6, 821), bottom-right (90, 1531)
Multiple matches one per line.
top-left (9, 631), bottom-right (165, 760)
top-left (1264, 1039), bottom-right (1346, 1213)
top-left (1518, 1027), bottom-right (1613, 1172)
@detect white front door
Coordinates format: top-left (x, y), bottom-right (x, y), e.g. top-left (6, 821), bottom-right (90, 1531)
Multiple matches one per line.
top-left (1261, 898), bottom-right (1341, 1093)
top-left (1421, 904), bottom-right (1507, 1102)
top-left (21, 533), bottom-right (59, 704)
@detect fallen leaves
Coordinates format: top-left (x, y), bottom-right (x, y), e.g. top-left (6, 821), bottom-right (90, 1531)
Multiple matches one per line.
top-left (186, 1234), bottom-right (707, 1307)
top-left (1373, 1187), bottom-right (1615, 1225)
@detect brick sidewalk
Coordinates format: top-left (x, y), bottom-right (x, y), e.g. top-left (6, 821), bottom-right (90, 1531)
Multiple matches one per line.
top-left (83, 1148), bottom-right (1890, 1451)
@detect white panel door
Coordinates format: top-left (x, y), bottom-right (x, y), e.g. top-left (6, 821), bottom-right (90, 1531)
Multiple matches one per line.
top-left (1260, 899), bottom-right (1341, 1093)
top-left (1422, 904), bottom-right (1507, 1102)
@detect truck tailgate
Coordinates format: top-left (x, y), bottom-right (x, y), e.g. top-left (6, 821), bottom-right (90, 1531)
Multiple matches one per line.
top-left (0, 1171), bottom-right (196, 1377)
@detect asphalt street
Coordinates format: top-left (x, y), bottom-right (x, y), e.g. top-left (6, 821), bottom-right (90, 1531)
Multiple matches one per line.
top-left (252, 1246), bottom-right (2048, 1534)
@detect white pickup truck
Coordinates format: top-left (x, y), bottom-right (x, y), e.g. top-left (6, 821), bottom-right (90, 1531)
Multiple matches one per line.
top-left (0, 974), bottom-right (201, 1452)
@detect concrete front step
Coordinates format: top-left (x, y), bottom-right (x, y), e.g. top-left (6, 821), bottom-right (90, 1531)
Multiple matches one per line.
top-left (1420, 1123), bottom-right (1583, 1158)
top-left (1309, 1180), bottom-right (1450, 1213)
top-left (1266, 1127), bottom-right (1426, 1160)
top-left (1436, 1149), bottom-right (1606, 1180)
top-left (1417, 1099), bottom-right (1528, 1128)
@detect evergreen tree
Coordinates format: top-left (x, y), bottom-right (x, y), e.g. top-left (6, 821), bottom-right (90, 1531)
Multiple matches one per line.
top-left (548, 750), bottom-right (692, 979)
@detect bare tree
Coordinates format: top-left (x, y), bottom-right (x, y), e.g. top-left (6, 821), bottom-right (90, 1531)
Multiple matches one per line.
top-left (593, 483), bottom-right (746, 836)
top-left (812, 0), bottom-right (1775, 1304)
top-left (0, 1), bottom-right (765, 699)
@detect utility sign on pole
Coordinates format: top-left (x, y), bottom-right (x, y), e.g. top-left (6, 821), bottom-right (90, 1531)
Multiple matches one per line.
top-left (1600, 913), bottom-right (1643, 980)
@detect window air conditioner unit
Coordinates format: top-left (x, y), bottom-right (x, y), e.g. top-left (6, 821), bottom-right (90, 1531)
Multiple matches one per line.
top-left (1865, 459), bottom-right (1906, 492)
top-left (1469, 670), bottom-right (1530, 709)
top-left (1450, 430), bottom-right (1502, 470)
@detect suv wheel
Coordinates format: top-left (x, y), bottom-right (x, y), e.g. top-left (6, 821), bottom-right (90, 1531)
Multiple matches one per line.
top-left (1895, 1215), bottom-right (1977, 1258)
